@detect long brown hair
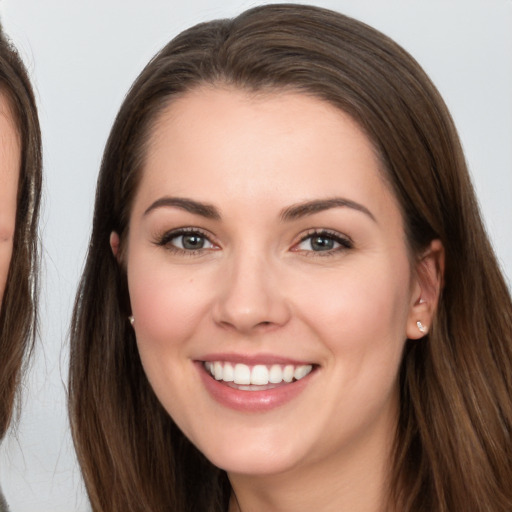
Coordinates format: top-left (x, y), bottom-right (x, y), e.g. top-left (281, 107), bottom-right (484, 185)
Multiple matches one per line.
top-left (0, 26), bottom-right (42, 438)
top-left (69, 4), bottom-right (512, 511)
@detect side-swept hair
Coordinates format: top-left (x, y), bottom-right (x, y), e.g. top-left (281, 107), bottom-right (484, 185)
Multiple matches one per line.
top-left (70, 4), bottom-right (512, 511)
top-left (0, 26), bottom-right (42, 438)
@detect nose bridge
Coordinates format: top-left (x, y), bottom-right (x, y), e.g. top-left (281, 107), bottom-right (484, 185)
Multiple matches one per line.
top-left (213, 242), bottom-right (289, 332)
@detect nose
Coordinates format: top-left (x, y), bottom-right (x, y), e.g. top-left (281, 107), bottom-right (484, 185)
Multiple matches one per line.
top-left (212, 249), bottom-right (291, 334)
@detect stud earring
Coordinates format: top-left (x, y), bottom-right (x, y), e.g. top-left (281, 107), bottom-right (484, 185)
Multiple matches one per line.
top-left (128, 315), bottom-right (135, 326)
top-left (416, 320), bottom-right (427, 334)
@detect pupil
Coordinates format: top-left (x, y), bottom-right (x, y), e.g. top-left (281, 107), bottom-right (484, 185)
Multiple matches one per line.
top-left (182, 234), bottom-right (204, 250)
top-left (311, 236), bottom-right (333, 251)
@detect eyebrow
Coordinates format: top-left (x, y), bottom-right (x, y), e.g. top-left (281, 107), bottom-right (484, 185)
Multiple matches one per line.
top-left (280, 198), bottom-right (376, 222)
top-left (144, 197), bottom-right (221, 219)
top-left (143, 196), bottom-right (375, 223)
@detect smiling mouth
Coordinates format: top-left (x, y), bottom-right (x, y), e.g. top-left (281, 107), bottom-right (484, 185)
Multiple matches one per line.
top-left (203, 361), bottom-right (314, 390)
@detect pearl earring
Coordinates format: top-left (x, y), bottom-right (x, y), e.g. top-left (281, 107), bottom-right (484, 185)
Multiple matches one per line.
top-left (128, 315), bottom-right (135, 326)
top-left (416, 321), bottom-right (427, 334)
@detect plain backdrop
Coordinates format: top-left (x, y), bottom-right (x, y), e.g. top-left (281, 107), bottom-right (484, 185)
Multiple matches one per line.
top-left (0, 1), bottom-right (511, 510)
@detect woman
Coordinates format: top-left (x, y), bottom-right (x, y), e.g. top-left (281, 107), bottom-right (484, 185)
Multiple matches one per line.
top-left (69, 4), bottom-right (512, 511)
top-left (0, 25), bottom-right (42, 512)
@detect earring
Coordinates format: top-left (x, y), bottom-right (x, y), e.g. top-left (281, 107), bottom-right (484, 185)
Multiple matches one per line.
top-left (128, 315), bottom-right (135, 326)
top-left (416, 321), bottom-right (427, 334)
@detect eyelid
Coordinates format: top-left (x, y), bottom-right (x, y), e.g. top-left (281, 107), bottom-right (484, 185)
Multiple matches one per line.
top-left (291, 229), bottom-right (353, 254)
top-left (152, 227), bottom-right (352, 256)
top-left (153, 226), bottom-right (219, 253)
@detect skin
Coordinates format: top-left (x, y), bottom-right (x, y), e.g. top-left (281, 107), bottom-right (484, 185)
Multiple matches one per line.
top-left (0, 91), bottom-right (20, 309)
top-left (113, 87), bottom-right (443, 512)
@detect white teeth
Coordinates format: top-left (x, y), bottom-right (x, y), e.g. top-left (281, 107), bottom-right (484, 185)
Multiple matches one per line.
top-left (269, 364), bottom-right (283, 383)
top-left (251, 365), bottom-right (269, 385)
top-left (223, 362), bottom-right (234, 382)
top-left (204, 361), bottom-right (313, 386)
top-left (234, 363), bottom-right (251, 385)
top-left (294, 365), bottom-right (310, 380)
top-left (214, 361), bottom-right (223, 380)
top-left (283, 365), bottom-right (294, 383)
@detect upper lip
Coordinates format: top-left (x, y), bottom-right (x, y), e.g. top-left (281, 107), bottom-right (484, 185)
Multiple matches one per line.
top-left (197, 353), bottom-right (315, 366)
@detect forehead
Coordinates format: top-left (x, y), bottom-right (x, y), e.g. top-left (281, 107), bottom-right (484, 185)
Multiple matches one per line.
top-left (0, 88), bottom-right (18, 136)
top-left (150, 85), bottom-right (374, 152)
top-left (133, 86), bottom-right (401, 225)
top-left (0, 90), bottom-right (21, 236)
top-left (0, 90), bottom-right (20, 171)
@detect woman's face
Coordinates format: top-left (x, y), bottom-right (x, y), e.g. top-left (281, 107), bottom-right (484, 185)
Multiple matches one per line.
top-left (121, 87), bottom-right (428, 478)
top-left (0, 92), bottom-right (20, 308)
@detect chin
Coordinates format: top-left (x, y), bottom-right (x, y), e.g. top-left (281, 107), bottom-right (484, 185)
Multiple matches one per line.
top-left (189, 426), bottom-right (309, 477)
top-left (208, 450), bottom-right (296, 477)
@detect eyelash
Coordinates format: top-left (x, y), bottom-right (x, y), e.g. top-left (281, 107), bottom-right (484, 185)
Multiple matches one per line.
top-left (153, 228), bottom-right (353, 257)
top-left (154, 227), bottom-right (217, 256)
top-left (293, 229), bottom-right (353, 256)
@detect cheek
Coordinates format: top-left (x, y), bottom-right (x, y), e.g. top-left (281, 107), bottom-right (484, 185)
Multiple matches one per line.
top-left (0, 206), bottom-right (16, 309)
top-left (0, 242), bottom-right (13, 307)
top-left (296, 265), bottom-right (410, 429)
top-left (125, 255), bottom-right (213, 422)
top-left (127, 254), bottom-right (214, 355)
top-left (292, 256), bottom-right (412, 411)
top-left (295, 260), bottom-right (411, 342)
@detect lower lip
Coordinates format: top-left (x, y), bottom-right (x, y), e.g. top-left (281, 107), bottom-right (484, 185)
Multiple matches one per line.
top-left (196, 362), bottom-right (315, 412)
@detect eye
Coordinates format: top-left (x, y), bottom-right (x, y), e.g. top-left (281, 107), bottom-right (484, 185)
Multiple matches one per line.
top-left (173, 232), bottom-right (213, 250)
top-left (293, 230), bottom-right (352, 254)
top-left (155, 228), bottom-right (217, 253)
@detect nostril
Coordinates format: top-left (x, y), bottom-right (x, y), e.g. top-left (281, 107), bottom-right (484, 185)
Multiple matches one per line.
top-left (212, 289), bottom-right (292, 333)
top-left (255, 321), bottom-right (275, 329)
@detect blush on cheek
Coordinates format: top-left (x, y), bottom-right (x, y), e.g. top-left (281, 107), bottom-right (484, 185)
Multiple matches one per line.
top-left (128, 266), bottom-right (212, 351)
top-left (301, 265), bottom-right (410, 357)
top-left (0, 242), bottom-right (14, 307)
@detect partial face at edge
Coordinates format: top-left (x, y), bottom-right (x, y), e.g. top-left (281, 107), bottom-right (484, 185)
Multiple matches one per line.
top-left (0, 92), bottom-right (20, 309)
top-left (118, 87), bottom-right (439, 478)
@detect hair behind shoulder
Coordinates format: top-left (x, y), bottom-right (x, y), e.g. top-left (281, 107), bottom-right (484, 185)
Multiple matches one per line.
top-left (0, 25), bottom-right (42, 438)
top-left (69, 4), bottom-right (512, 511)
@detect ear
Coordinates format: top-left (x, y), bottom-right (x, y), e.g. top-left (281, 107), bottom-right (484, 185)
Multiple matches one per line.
top-left (406, 239), bottom-right (445, 339)
top-left (110, 231), bottom-right (121, 262)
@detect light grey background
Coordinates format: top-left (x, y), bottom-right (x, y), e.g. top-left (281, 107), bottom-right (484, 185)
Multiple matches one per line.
top-left (0, 1), bottom-right (510, 510)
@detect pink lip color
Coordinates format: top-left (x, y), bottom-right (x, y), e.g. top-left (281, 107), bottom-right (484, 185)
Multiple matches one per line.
top-left (199, 352), bottom-right (311, 366)
top-left (195, 361), bottom-right (315, 412)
